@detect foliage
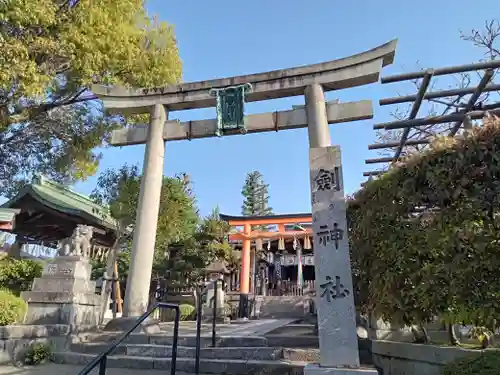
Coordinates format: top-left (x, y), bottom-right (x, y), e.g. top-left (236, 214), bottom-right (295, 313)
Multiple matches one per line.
top-left (468, 326), bottom-right (495, 349)
top-left (90, 165), bottom-right (233, 287)
top-left (441, 351), bottom-right (500, 375)
top-left (90, 250), bottom-right (131, 281)
top-left (349, 116), bottom-right (500, 336)
top-left (0, 258), bottom-right (43, 296)
top-left (23, 343), bottom-right (53, 365)
top-left (162, 303), bottom-right (195, 321)
top-left (179, 304), bottom-right (196, 320)
top-left (158, 207), bottom-right (234, 286)
top-left (91, 165), bottom-right (198, 264)
top-left (0, 0), bottom-right (181, 197)
top-left (241, 171), bottom-right (273, 230)
top-left (91, 164), bottom-right (141, 231)
top-left (0, 289), bottom-right (27, 325)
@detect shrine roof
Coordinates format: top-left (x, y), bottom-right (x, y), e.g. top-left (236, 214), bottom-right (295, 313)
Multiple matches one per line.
top-left (0, 208), bottom-right (20, 223)
top-left (2, 176), bottom-right (117, 230)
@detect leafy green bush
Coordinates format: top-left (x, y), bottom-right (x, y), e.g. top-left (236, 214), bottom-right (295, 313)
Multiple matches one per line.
top-left (179, 304), bottom-right (195, 320)
top-left (23, 343), bottom-right (53, 365)
top-left (0, 258), bottom-right (43, 296)
top-left (441, 351), bottom-right (500, 375)
top-left (349, 116), bottom-right (500, 333)
top-left (162, 303), bottom-right (196, 321)
top-left (0, 289), bottom-right (27, 325)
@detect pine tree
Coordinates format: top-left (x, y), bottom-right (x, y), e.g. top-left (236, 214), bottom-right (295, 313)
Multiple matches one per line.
top-left (241, 171), bottom-right (273, 223)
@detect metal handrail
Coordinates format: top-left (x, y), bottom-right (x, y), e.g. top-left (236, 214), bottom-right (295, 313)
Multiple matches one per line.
top-left (194, 278), bottom-right (226, 375)
top-left (76, 302), bottom-right (180, 375)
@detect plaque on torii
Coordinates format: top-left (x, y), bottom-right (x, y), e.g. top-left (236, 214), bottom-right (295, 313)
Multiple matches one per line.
top-left (92, 39), bottom-right (397, 374)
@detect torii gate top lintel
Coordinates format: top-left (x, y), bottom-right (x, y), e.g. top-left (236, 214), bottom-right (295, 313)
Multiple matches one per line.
top-left (92, 39), bottom-right (397, 113)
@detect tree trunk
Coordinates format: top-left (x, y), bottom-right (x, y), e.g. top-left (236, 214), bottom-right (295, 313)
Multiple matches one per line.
top-left (487, 319), bottom-right (496, 346)
top-left (419, 323), bottom-right (431, 344)
top-left (448, 324), bottom-right (460, 346)
top-left (410, 324), bottom-right (430, 343)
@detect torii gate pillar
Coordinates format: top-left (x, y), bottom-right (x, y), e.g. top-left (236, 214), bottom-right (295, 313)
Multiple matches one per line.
top-left (123, 104), bottom-right (167, 317)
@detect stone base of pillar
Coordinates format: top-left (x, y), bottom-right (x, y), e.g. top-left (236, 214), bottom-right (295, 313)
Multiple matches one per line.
top-left (103, 316), bottom-right (161, 334)
top-left (249, 295), bottom-right (263, 319)
top-left (238, 293), bottom-right (249, 319)
top-left (304, 364), bottom-right (378, 375)
top-left (21, 256), bottom-right (100, 332)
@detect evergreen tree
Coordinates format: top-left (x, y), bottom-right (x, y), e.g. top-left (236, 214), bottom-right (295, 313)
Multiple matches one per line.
top-left (241, 171), bottom-right (273, 224)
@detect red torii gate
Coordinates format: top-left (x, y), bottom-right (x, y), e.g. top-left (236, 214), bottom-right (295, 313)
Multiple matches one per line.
top-left (219, 213), bottom-right (312, 295)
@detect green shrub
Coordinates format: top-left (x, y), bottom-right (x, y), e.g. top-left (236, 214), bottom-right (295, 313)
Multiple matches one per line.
top-left (441, 351), bottom-right (500, 375)
top-left (349, 117), bottom-right (500, 330)
top-left (0, 289), bottom-right (27, 325)
top-left (24, 343), bottom-right (53, 365)
top-left (179, 304), bottom-right (195, 320)
top-left (0, 258), bottom-right (43, 296)
top-left (162, 303), bottom-right (196, 321)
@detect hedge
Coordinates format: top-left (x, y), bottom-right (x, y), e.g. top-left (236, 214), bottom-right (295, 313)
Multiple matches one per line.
top-left (349, 115), bottom-right (500, 329)
top-left (441, 351), bottom-right (500, 375)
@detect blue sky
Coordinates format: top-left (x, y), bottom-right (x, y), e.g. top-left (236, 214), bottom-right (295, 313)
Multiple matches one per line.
top-left (75, 0), bottom-right (499, 217)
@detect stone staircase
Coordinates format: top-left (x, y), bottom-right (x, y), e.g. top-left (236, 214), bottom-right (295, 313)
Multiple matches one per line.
top-left (53, 331), bottom-right (318, 374)
top-left (258, 297), bottom-right (311, 319)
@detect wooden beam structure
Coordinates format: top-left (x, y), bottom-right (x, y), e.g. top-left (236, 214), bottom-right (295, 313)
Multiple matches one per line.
top-left (110, 100), bottom-right (373, 146)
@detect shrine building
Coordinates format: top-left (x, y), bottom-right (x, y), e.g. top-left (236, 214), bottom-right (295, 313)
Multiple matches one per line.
top-left (219, 213), bottom-right (316, 297)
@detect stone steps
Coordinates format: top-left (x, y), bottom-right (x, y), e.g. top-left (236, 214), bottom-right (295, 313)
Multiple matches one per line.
top-left (265, 335), bottom-right (319, 348)
top-left (70, 343), bottom-right (320, 362)
top-left (53, 352), bottom-right (306, 375)
top-left (76, 333), bottom-right (267, 347)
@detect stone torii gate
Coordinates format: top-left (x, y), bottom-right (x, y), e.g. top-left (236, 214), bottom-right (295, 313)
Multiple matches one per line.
top-left (93, 39), bottom-right (397, 374)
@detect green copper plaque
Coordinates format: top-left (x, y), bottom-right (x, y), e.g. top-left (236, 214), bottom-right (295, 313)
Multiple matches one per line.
top-left (210, 83), bottom-right (252, 136)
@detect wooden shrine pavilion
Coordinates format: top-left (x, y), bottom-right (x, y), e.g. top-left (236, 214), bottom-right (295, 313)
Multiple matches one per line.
top-left (219, 213), bottom-right (314, 296)
top-left (1, 176), bottom-right (118, 250)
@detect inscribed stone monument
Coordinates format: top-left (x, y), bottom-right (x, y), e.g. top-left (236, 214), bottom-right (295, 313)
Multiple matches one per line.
top-left (306, 146), bottom-right (376, 375)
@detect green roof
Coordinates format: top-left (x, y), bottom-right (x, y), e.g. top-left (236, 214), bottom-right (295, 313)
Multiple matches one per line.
top-left (2, 176), bottom-right (117, 230)
top-left (0, 208), bottom-right (20, 223)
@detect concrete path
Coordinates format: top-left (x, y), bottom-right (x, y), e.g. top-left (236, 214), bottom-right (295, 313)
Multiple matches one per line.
top-left (0, 363), bottom-right (196, 375)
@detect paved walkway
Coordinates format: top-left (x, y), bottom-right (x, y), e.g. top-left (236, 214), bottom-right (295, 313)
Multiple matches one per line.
top-left (158, 319), bottom-right (296, 336)
top-left (0, 363), bottom-right (193, 375)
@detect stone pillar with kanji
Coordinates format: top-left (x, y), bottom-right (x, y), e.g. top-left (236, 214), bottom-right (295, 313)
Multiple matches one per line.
top-left (306, 145), bottom-right (375, 375)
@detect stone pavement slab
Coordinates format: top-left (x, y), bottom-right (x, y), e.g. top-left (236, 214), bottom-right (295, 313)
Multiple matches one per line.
top-left (159, 319), bottom-right (296, 336)
top-left (0, 363), bottom-right (187, 375)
